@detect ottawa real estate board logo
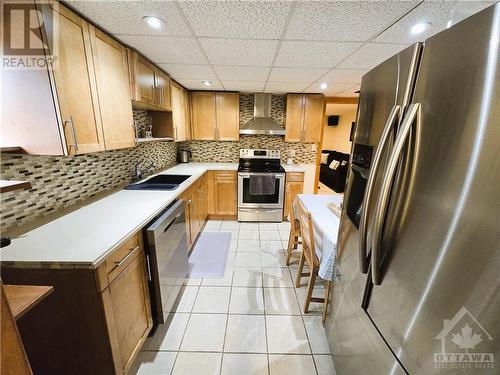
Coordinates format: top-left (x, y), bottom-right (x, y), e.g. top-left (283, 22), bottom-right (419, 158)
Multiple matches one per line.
top-left (434, 306), bottom-right (495, 370)
top-left (1, 0), bottom-right (58, 70)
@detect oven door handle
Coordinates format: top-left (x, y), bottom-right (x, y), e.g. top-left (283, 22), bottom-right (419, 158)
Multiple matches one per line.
top-left (238, 172), bottom-right (285, 178)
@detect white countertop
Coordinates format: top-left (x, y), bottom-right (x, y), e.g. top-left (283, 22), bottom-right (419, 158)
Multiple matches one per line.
top-left (1, 162), bottom-right (306, 268)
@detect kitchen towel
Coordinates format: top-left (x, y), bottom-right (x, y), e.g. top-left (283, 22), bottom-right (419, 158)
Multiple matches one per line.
top-left (249, 174), bottom-right (275, 195)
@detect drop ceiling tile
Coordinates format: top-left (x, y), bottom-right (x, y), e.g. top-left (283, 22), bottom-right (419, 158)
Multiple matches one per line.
top-left (177, 79), bottom-right (223, 91)
top-left (374, 1), bottom-right (494, 44)
top-left (213, 66), bottom-right (270, 81)
top-left (117, 35), bottom-right (208, 64)
top-left (264, 82), bottom-right (309, 94)
top-left (179, 1), bottom-right (291, 39)
top-left (337, 86), bottom-right (361, 97)
top-left (69, 1), bottom-right (191, 36)
top-left (268, 67), bottom-right (329, 83)
top-left (222, 81), bottom-right (266, 92)
top-left (274, 41), bottom-right (361, 68)
top-left (304, 83), bottom-right (354, 95)
top-left (337, 43), bottom-right (408, 70)
top-left (200, 39), bottom-right (279, 67)
top-left (158, 64), bottom-right (217, 80)
top-left (285, 1), bottom-right (419, 42)
top-left (321, 69), bottom-right (367, 84)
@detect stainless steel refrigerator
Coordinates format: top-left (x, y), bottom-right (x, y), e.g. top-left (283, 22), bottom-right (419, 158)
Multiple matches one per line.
top-left (325, 4), bottom-right (500, 374)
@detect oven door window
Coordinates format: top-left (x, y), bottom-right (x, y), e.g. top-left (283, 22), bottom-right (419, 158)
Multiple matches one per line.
top-left (242, 178), bottom-right (280, 204)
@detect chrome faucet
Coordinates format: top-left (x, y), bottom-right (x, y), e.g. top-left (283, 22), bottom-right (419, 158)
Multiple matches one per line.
top-left (134, 161), bottom-right (156, 182)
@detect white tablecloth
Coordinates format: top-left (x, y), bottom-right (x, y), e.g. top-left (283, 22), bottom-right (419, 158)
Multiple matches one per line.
top-left (293, 194), bottom-right (342, 281)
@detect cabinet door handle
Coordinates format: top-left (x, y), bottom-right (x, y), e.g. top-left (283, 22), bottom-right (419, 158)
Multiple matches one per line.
top-left (151, 85), bottom-right (155, 102)
top-left (64, 116), bottom-right (78, 152)
top-left (114, 245), bottom-right (140, 268)
top-left (174, 126), bottom-right (178, 141)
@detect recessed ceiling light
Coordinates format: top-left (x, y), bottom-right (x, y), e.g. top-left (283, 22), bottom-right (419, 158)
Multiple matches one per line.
top-left (143, 16), bottom-right (164, 29)
top-left (203, 80), bottom-right (212, 87)
top-left (320, 83), bottom-right (328, 90)
top-left (410, 22), bottom-right (431, 35)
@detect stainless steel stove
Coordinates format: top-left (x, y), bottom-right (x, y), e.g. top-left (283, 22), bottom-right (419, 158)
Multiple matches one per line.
top-left (237, 149), bottom-right (285, 222)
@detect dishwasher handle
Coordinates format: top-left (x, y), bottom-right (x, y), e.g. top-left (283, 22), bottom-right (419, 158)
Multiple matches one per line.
top-left (147, 199), bottom-right (185, 235)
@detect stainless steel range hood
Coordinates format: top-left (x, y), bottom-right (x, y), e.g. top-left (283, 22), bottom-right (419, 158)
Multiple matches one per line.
top-left (240, 93), bottom-right (286, 136)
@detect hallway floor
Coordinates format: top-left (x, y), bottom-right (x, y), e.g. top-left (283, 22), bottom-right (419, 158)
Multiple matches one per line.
top-left (130, 220), bottom-right (335, 375)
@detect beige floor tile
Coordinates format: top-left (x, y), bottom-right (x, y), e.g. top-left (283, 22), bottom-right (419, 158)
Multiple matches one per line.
top-left (240, 222), bottom-right (260, 230)
top-left (268, 355), bottom-right (316, 375)
top-left (259, 223), bottom-right (279, 231)
top-left (303, 316), bottom-right (331, 354)
top-left (204, 220), bottom-right (223, 230)
top-left (237, 240), bottom-right (261, 252)
top-left (266, 316), bottom-right (310, 354)
top-left (172, 352), bottom-right (222, 375)
top-left (264, 288), bottom-right (301, 315)
top-left (294, 287), bottom-right (323, 316)
top-left (232, 268), bottom-right (263, 287)
top-left (229, 240), bottom-right (238, 252)
top-left (181, 314), bottom-right (227, 352)
top-left (277, 222), bottom-right (292, 231)
top-left (220, 229), bottom-right (239, 240)
top-left (235, 251), bottom-right (262, 267)
top-left (129, 351), bottom-right (176, 375)
top-left (163, 285), bottom-right (199, 313)
top-left (202, 270), bottom-right (234, 287)
top-left (239, 230), bottom-right (260, 240)
top-left (221, 354), bottom-right (269, 375)
top-left (192, 286), bottom-right (231, 313)
top-left (262, 268), bottom-right (293, 288)
top-left (260, 240), bottom-right (285, 254)
top-left (175, 277), bottom-right (202, 286)
top-left (229, 287), bottom-right (265, 314)
top-left (221, 220), bottom-right (240, 230)
top-left (261, 252), bottom-right (288, 268)
top-left (224, 315), bottom-right (266, 353)
top-left (279, 231), bottom-right (291, 242)
top-left (314, 354), bottom-right (338, 375)
top-left (259, 231), bottom-right (281, 241)
top-left (142, 313), bottom-right (190, 351)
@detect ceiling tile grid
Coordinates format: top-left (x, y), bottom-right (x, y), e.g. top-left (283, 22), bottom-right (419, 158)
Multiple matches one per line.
top-left (67, 0), bottom-right (495, 95)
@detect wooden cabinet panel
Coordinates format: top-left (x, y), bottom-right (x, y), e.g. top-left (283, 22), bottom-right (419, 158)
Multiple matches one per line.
top-left (171, 83), bottom-right (190, 141)
top-left (214, 172), bottom-right (237, 216)
top-left (191, 92), bottom-right (217, 140)
top-left (45, 4), bottom-right (104, 155)
top-left (285, 94), bottom-right (304, 143)
top-left (155, 70), bottom-right (171, 111)
top-left (134, 56), bottom-right (156, 105)
top-left (104, 233), bottom-right (142, 285)
top-left (284, 173), bottom-right (304, 219)
top-left (285, 94), bottom-right (324, 143)
top-left (102, 252), bottom-right (152, 374)
top-left (216, 93), bottom-right (239, 141)
top-left (90, 28), bottom-right (135, 150)
top-left (184, 90), bottom-right (192, 140)
top-left (303, 94), bottom-right (325, 143)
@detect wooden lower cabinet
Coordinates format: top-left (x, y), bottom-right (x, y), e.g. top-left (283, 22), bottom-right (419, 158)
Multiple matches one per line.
top-left (284, 172), bottom-right (305, 219)
top-left (1, 231), bottom-right (152, 375)
top-left (181, 173), bottom-right (209, 250)
top-left (212, 171), bottom-right (237, 217)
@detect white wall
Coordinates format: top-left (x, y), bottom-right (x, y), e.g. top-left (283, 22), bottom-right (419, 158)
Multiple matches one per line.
top-left (322, 104), bottom-right (357, 154)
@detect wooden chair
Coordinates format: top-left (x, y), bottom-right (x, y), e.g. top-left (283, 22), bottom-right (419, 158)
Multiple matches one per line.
top-left (295, 198), bottom-right (332, 325)
top-left (285, 189), bottom-right (301, 266)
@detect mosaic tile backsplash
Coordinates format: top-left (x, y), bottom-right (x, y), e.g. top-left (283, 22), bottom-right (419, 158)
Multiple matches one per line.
top-left (1, 141), bottom-right (176, 232)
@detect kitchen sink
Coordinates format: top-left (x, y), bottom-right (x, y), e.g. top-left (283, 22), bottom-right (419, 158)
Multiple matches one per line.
top-left (125, 174), bottom-right (191, 191)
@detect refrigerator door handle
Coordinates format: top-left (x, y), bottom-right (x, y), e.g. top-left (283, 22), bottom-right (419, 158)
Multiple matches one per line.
top-left (359, 104), bottom-right (401, 273)
top-left (371, 103), bottom-right (421, 285)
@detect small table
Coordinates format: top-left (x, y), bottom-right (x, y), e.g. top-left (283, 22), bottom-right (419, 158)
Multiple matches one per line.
top-left (293, 194), bottom-right (342, 281)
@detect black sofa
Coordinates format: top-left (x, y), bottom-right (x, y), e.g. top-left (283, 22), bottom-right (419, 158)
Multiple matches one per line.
top-left (319, 150), bottom-right (350, 193)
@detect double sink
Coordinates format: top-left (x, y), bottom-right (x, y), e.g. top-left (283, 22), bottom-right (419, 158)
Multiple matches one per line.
top-left (125, 174), bottom-right (191, 191)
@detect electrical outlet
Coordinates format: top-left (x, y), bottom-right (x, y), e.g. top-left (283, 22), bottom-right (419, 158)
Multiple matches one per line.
top-left (290, 150), bottom-right (296, 157)
top-left (311, 144), bottom-right (317, 151)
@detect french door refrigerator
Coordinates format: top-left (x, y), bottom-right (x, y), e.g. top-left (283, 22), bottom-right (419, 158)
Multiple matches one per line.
top-left (325, 4), bottom-right (500, 375)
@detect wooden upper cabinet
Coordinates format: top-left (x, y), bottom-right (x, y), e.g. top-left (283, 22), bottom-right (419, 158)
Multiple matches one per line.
top-left (90, 27), bottom-right (135, 150)
top-left (43, 4), bottom-right (104, 155)
top-left (191, 92), bottom-right (239, 141)
top-left (171, 82), bottom-right (191, 141)
top-left (191, 92), bottom-right (217, 140)
top-left (303, 94), bottom-right (325, 143)
top-left (155, 71), bottom-right (172, 111)
top-left (285, 94), bottom-right (304, 142)
top-left (133, 55), bottom-right (156, 106)
top-left (128, 51), bottom-right (172, 111)
top-left (216, 93), bottom-right (240, 141)
top-left (184, 90), bottom-right (192, 140)
top-left (285, 94), bottom-right (324, 143)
